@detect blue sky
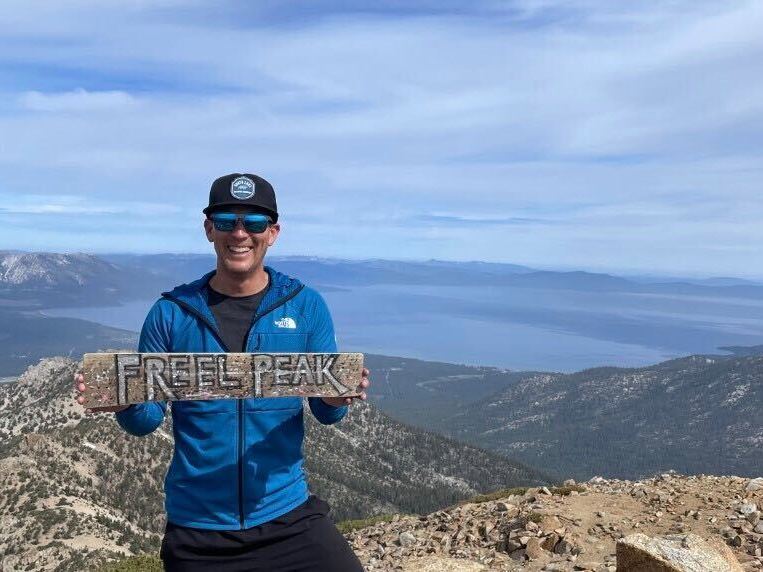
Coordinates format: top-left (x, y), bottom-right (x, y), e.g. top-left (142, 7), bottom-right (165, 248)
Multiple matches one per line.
top-left (0, 0), bottom-right (761, 277)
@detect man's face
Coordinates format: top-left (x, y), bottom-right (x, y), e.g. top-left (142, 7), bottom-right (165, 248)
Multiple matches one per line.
top-left (204, 207), bottom-right (280, 276)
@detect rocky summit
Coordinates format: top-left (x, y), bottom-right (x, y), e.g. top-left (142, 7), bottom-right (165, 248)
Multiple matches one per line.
top-left (345, 473), bottom-right (763, 571)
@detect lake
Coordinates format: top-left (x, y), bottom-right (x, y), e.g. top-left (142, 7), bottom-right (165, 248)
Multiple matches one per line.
top-left (44, 283), bottom-right (763, 372)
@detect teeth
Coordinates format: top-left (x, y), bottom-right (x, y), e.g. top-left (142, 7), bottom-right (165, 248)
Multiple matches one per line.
top-left (228, 246), bottom-right (252, 253)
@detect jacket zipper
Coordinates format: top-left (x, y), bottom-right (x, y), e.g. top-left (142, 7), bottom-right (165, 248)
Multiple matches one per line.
top-left (237, 400), bottom-right (245, 527)
top-left (163, 283), bottom-right (305, 529)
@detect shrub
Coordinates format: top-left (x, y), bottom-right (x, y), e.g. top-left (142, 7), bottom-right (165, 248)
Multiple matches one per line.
top-left (337, 514), bottom-right (398, 534)
top-left (99, 555), bottom-right (162, 572)
top-left (468, 487), bottom-right (528, 504)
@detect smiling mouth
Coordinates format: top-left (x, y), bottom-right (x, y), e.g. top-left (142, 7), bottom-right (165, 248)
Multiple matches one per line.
top-left (227, 246), bottom-right (253, 254)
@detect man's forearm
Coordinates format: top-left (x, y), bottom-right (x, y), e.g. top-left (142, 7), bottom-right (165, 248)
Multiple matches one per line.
top-left (115, 402), bottom-right (167, 436)
top-left (308, 397), bottom-right (348, 425)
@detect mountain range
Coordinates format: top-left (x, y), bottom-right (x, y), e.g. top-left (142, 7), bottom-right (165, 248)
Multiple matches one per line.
top-left (3, 252), bottom-right (763, 312)
top-left (351, 351), bottom-right (763, 482)
top-left (436, 353), bottom-right (763, 481)
top-left (96, 253), bottom-right (763, 299)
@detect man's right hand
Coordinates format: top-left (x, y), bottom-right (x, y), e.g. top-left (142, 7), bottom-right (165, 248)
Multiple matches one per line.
top-left (74, 372), bottom-right (129, 413)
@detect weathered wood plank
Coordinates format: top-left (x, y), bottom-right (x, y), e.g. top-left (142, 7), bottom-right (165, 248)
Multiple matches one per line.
top-left (81, 352), bottom-right (364, 407)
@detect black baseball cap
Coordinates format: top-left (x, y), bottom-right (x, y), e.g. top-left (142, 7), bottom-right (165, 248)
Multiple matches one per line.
top-left (203, 173), bottom-right (278, 222)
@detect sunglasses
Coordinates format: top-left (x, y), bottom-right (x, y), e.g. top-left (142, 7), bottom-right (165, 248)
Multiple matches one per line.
top-left (209, 212), bottom-right (272, 233)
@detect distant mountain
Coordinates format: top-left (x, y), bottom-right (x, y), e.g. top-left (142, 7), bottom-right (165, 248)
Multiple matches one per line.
top-left (103, 254), bottom-right (536, 289)
top-left (0, 252), bottom-right (111, 288)
top-left (438, 354), bottom-right (763, 481)
top-left (0, 252), bottom-right (155, 308)
top-left (363, 354), bottom-right (529, 427)
top-left (693, 277), bottom-right (762, 287)
top-left (495, 271), bottom-right (763, 298)
top-left (102, 253), bottom-right (216, 289)
top-left (71, 252), bottom-right (763, 300)
top-left (506, 270), bottom-right (634, 291)
top-left (717, 344), bottom-right (763, 357)
top-left (0, 251), bottom-right (137, 294)
top-left (0, 357), bottom-right (550, 570)
top-left (6, 251), bottom-right (763, 308)
top-left (625, 274), bottom-right (762, 287)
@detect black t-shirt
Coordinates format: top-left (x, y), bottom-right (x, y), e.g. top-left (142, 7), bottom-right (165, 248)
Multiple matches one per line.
top-left (205, 279), bottom-right (269, 351)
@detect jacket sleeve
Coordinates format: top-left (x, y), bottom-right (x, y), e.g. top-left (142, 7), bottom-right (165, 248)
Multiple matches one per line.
top-left (306, 291), bottom-right (348, 425)
top-left (115, 299), bottom-right (170, 436)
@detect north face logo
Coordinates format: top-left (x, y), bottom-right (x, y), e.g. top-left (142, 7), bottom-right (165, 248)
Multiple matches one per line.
top-left (274, 317), bottom-right (297, 329)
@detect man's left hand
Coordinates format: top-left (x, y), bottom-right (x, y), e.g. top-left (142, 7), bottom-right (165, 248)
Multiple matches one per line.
top-left (321, 368), bottom-right (370, 408)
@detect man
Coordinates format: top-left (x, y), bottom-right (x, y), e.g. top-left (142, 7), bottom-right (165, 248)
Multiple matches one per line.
top-left (75, 173), bottom-right (368, 571)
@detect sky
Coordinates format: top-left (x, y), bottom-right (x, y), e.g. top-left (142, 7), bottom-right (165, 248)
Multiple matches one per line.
top-left (0, 0), bottom-right (761, 277)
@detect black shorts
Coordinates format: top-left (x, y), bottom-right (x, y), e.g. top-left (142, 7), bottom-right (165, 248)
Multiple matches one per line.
top-left (160, 495), bottom-right (364, 572)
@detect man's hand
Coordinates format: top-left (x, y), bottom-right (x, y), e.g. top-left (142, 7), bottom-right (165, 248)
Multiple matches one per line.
top-left (321, 367), bottom-right (370, 408)
top-left (74, 372), bottom-right (129, 414)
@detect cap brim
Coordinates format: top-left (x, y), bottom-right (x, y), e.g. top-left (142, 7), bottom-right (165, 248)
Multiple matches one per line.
top-left (203, 202), bottom-right (278, 221)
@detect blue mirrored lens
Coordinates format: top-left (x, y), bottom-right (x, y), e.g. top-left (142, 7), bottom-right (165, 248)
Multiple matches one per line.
top-left (242, 214), bottom-right (269, 233)
top-left (211, 213), bottom-right (270, 233)
top-left (210, 213), bottom-right (237, 231)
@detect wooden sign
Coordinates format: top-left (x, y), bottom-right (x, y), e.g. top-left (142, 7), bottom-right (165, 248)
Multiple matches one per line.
top-left (81, 352), bottom-right (364, 408)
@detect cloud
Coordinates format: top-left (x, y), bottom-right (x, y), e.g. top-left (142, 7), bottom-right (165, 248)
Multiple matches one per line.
top-left (0, 0), bottom-right (760, 275)
top-left (19, 89), bottom-right (137, 112)
top-left (0, 194), bottom-right (184, 215)
top-left (415, 214), bottom-right (556, 226)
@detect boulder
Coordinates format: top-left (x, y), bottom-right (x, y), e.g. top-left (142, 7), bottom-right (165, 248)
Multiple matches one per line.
top-left (745, 478), bottom-right (763, 493)
top-left (554, 539), bottom-right (574, 555)
top-left (541, 533), bottom-right (561, 551)
top-left (526, 537), bottom-right (546, 560)
top-left (616, 533), bottom-right (743, 571)
top-left (737, 502), bottom-right (758, 516)
top-left (540, 515), bottom-right (563, 532)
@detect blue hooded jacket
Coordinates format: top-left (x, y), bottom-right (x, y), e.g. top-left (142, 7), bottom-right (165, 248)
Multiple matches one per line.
top-left (115, 267), bottom-right (347, 530)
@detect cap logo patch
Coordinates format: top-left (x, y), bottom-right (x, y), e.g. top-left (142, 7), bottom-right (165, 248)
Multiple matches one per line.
top-left (230, 176), bottom-right (255, 200)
